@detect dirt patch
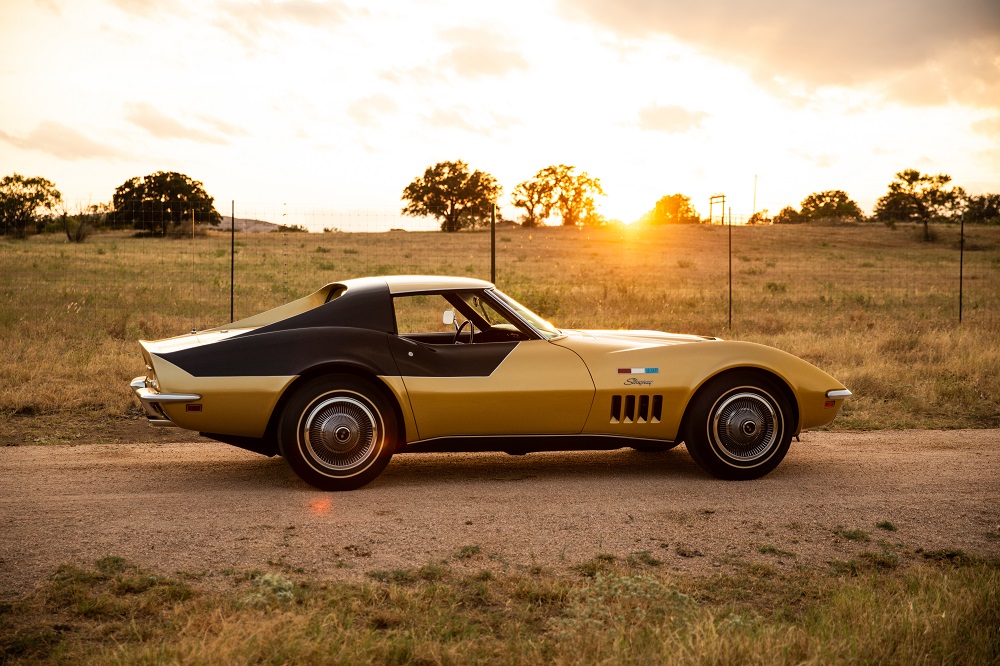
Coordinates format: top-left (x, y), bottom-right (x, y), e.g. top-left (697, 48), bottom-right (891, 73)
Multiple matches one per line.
top-left (1, 430), bottom-right (997, 593)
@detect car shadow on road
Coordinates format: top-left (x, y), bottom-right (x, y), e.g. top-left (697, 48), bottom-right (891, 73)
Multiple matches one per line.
top-left (153, 447), bottom-right (705, 492)
top-left (159, 443), bottom-right (819, 492)
top-left (371, 447), bottom-right (707, 489)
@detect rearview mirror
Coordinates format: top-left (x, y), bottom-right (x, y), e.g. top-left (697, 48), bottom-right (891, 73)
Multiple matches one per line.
top-left (442, 310), bottom-right (455, 326)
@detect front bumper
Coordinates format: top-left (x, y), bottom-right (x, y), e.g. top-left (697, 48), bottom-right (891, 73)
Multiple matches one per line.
top-left (130, 376), bottom-right (201, 427)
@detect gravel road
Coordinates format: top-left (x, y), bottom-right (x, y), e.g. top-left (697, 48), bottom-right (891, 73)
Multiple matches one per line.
top-left (2, 430), bottom-right (998, 592)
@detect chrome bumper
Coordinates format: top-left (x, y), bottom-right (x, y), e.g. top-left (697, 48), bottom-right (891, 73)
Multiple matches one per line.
top-left (130, 377), bottom-right (201, 427)
top-left (825, 389), bottom-right (853, 399)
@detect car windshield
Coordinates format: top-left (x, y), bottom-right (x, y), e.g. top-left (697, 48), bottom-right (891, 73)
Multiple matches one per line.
top-left (489, 289), bottom-right (561, 339)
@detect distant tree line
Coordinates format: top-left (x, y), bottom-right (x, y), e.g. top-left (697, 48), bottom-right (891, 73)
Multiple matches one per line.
top-left (0, 171), bottom-right (220, 241)
top-left (3, 164), bottom-right (998, 241)
top-left (400, 161), bottom-right (999, 237)
top-left (650, 170), bottom-right (996, 243)
top-left (756, 170), bottom-right (990, 242)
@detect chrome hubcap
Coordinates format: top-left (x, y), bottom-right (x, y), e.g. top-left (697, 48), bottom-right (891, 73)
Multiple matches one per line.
top-left (301, 396), bottom-right (379, 471)
top-left (710, 391), bottom-right (780, 461)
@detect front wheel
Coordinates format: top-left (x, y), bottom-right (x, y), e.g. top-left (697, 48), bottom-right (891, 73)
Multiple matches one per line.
top-left (278, 375), bottom-right (397, 490)
top-left (684, 372), bottom-right (793, 480)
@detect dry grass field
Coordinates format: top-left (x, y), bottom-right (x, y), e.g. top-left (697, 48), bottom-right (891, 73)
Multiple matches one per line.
top-left (2, 554), bottom-right (996, 664)
top-left (1, 222), bottom-right (998, 442)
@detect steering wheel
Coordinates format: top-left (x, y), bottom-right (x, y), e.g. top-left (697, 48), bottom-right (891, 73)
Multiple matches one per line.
top-left (454, 318), bottom-right (473, 344)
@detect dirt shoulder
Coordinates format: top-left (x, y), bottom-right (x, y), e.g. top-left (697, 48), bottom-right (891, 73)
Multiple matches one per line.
top-left (1, 430), bottom-right (998, 593)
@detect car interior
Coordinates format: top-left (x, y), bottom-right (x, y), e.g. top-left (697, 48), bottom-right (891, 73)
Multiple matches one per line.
top-left (393, 291), bottom-right (533, 345)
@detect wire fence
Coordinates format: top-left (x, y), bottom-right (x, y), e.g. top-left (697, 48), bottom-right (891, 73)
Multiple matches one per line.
top-left (2, 204), bottom-right (998, 342)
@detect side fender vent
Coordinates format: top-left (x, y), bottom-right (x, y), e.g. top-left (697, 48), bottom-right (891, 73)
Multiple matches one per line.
top-left (610, 394), bottom-right (663, 424)
top-left (610, 395), bottom-right (622, 423)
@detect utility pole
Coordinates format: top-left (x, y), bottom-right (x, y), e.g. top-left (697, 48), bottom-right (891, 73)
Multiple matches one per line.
top-left (752, 175), bottom-right (758, 216)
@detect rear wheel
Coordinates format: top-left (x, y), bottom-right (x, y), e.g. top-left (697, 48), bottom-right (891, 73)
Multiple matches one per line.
top-left (684, 372), bottom-right (793, 480)
top-left (278, 375), bottom-right (397, 490)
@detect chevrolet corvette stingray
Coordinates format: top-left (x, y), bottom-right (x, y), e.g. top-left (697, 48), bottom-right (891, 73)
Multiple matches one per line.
top-left (131, 276), bottom-right (851, 490)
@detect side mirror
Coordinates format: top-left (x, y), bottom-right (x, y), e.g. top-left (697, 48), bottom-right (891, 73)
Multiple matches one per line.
top-left (442, 310), bottom-right (455, 326)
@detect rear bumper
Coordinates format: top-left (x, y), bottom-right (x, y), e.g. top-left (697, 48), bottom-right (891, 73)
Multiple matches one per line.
top-left (130, 377), bottom-right (201, 427)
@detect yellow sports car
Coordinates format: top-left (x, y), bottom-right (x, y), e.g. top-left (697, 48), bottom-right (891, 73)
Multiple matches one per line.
top-left (131, 276), bottom-right (851, 490)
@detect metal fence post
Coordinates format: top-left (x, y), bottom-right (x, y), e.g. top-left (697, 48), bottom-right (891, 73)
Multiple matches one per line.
top-left (959, 211), bottom-right (965, 323)
top-left (728, 207), bottom-right (733, 330)
top-left (490, 204), bottom-right (496, 284)
top-left (231, 200), bottom-right (235, 323)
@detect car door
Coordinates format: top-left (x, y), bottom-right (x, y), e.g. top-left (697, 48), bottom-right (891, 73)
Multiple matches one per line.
top-left (388, 293), bottom-right (595, 441)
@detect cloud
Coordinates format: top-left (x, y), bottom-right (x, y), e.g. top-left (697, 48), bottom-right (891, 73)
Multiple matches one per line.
top-left (789, 148), bottom-right (837, 169)
top-left (380, 26), bottom-right (529, 91)
top-left (125, 103), bottom-right (234, 144)
top-left (107, 0), bottom-right (173, 17)
top-left (972, 115), bottom-right (1000, 136)
top-left (217, 0), bottom-right (346, 41)
top-left (423, 107), bottom-right (518, 135)
top-left (197, 115), bottom-right (250, 138)
top-left (347, 94), bottom-right (398, 126)
top-left (560, 0), bottom-right (1000, 108)
top-left (637, 105), bottom-right (708, 133)
top-left (34, 0), bottom-right (61, 14)
top-left (438, 27), bottom-right (530, 79)
top-left (0, 121), bottom-right (127, 160)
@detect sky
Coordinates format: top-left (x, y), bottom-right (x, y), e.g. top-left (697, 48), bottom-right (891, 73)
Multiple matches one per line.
top-left (1, 0), bottom-right (998, 229)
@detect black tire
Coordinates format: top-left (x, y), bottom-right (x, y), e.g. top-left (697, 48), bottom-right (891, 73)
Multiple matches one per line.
top-left (684, 372), bottom-right (793, 480)
top-left (278, 374), bottom-right (397, 491)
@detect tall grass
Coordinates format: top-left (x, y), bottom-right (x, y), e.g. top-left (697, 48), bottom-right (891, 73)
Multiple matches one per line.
top-left (1, 223), bottom-right (997, 436)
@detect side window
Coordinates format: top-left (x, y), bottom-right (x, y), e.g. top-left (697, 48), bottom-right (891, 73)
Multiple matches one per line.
top-left (456, 293), bottom-right (520, 333)
top-left (393, 291), bottom-right (532, 343)
top-left (393, 294), bottom-right (456, 335)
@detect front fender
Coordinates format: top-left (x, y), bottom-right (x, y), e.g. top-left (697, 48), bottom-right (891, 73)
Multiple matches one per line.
top-left (560, 337), bottom-right (846, 439)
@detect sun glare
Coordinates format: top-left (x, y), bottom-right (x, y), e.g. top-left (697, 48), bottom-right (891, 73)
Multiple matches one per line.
top-left (308, 498), bottom-right (332, 515)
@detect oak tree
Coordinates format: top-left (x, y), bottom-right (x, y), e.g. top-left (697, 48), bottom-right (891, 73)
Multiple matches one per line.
top-left (638, 193), bottom-right (700, 225)
top-left (874, 169), bottom-right (964, 241)
top-left (799, 190), bottom-right (864, 222)
top-left (511, 172), bottom-right (556, 227)
top-left (772, 206), bottom-right (803, 225)
top-left (964, 193), bottom-right (1000, 225)
top-left (542, 165), bottom-right (604, 226)
top-left (402, 160), bottom-right (501, 232)
top-left (0, 174), bottom-right (62, 238)
top-left (110, 171), bottom-right (220, 236)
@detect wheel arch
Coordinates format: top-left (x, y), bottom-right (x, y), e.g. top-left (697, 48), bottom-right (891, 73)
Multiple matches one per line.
top-left (677, 366), bottom-right (800, 443)
top-left (263, 362), bottom-right (407, 452)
